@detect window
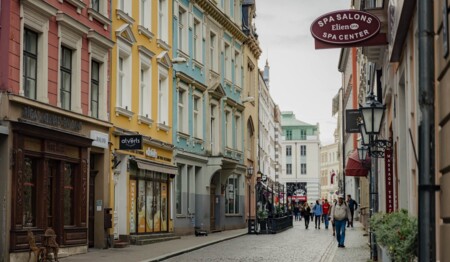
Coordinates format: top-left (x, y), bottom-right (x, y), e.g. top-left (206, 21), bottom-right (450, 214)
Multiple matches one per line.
top-left (210, 32), bottom-right (218, 71)
top-left (226, 110), bottom-right (232, 147)
top-left (234, 50), bottom-right (241, 87)
top-left (300, 145), bottom-right (306, 156)
top-left (176, 166), bottom-right (182, 214)
top-left (235, 114), bottom-right (242, 150)
top-left (23, 29), bottom-right (38, 100)
top-left (91, 61), bottom-right (100, 118)
top-left (23, 157), bottom-right (37, 227)
top-left (300, 129), bottom-right (307, 140)
top-left (286, 146), bottom-right (292, 156)
top-left (118, 0), bottom-right (131, 14)
top-left (224, 42), bottom-right (231, 80)
top-left (193, 18), bottom-right (202, 61)
top-left (117, 41), bottom-right (132, 110)
top-left (301, 163), bottom-right (307, 174)
top-left (178, 7), bottom-right (188, 52)
top-left (286, 164), bottom-right (292, 175)
top-left (224, 0), bottom-right (230, 15)
top-left (158, 0), bottom-right (168, 42)
top-left (193, 95), bottom-right (202, 138)
top-left (92, 0), bottom-right (100, 12)
top-left (140, 0), bottom-right (151, 29)
top-left (225, 175), bottom-right (239, 214)
top-left (210, 104), bottom-right (218, 154)
top-left (63, 163), bottom-right (75, 226)
top-left (286, 130), bottom-right (292, 140)
top-left (139, 54), bottom-right (152, 118)
top-left (60, 46), bottom-right (72, 110)
top-left (158, 67), bottom-right (169, 125)
top-left (178, 86), bottom-right (188, 133)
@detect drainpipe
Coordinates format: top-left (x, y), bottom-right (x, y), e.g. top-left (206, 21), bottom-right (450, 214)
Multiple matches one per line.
top-left (418, 0), bottom-right (436, 261)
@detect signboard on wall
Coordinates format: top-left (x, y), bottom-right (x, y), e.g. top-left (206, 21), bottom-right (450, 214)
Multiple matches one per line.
top-left (119, 135), bottom-right (142, 150)
top-left (385, 149), bottom-right (394, 213)
top-left (345, 109), bottom-right (362, 133)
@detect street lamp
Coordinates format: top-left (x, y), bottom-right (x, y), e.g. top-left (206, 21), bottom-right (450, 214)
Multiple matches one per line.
top-left (360, 92), bottom-right (385, 135)
top-left (357, 146), bottom-right (369, 162)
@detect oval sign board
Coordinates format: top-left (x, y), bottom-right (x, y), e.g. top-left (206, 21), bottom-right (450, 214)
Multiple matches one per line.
top-left (310, 10), bottom-right (381, 45)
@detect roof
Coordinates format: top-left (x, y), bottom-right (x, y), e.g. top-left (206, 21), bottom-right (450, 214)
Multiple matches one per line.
top-left (281, 111), bottom-right (316, 127)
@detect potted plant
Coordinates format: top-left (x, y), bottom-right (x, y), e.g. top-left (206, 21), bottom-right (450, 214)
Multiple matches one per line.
top-left (370, 209), bottom-right (418, 262)
top-left (257, 210), bottom-right (268, 230)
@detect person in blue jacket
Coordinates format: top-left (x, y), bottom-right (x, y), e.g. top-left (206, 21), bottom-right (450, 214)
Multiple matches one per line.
top-left (313, 200), bottom-right (323, 229)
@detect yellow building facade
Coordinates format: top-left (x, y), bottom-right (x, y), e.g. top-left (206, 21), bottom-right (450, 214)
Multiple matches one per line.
top-left (110, 0), bottom-right (177, 242)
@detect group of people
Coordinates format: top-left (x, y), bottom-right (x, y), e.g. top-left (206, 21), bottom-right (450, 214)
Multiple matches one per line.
top-left (294, 194), bottom-right (358, 248)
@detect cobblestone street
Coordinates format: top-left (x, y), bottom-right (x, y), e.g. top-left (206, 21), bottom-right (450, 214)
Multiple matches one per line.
top-left (164, 220), bottom-right (370, 262)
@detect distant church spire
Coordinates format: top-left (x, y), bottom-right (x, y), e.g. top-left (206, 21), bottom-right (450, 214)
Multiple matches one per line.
top-left (263, 59), bottom-right (270, 87)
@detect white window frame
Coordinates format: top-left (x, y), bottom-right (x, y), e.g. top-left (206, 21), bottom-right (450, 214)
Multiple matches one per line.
top-left (210, 31), bottom-right (218, 72)
top-left (225, 109), bottom-right (232, 148)
top-left (300, 145), bottom-right (307, 156)
top-left (140, 0), bottom-right (151, 30)
top-left (193, 17), bottom-right (202, 62)
top-left (234, 50), bottom-right (241, 88)
top-left (20, 3), bottom-right (55, 103)
top-left (286, 164), bottom-right (292, 175)
top-left (286, 146), bottom-right (292, 156)
top-left (58, 25), bottom-right (83, 113)
top-left (158, 0), bottom-right (168, 42)
top-left (117, 40), bottom-right (132, 110)
top-left (193, 92), bottom-right (203, 139)
top-left (118, 0), bottom-right (132, 15)
top-left (139, 52), bottom-right (152, 119)
top-left (177, 5), bottom-right (188, 53)
top-left (88, 42), bottom-right (109, 121)
top-left (224, 42), bottom-right (231, 80)
top-left (235, 113), bottom-right (242, 150)
top-left (225, 174), bottom-right (239, 214)
top-left (158, 66), bottom-right (169, 125)
top-left (177, 83), bottom-right (188, 134)
top-left (210, 102), bottom-right (219, 154)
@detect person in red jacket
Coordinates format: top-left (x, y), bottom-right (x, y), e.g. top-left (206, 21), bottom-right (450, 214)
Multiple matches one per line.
top-left (322, 199), bottom-right (331, 229)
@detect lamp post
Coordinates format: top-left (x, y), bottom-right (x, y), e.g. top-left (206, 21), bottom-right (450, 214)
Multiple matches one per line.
top-left (247, 165), bottom-right (254, 233)
top-left (359, 92), bottom-right (385, 261)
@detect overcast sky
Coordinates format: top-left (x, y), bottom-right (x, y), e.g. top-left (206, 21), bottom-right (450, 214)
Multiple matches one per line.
top-left (255, 1), bottom-right (350, 145)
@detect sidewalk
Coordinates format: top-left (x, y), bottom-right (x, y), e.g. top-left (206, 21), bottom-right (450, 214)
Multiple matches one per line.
top-left (61, 228), bottom-right (248, 262)
top-left (61, 222), bottom-right (370, 262)
top-left (321, 221), bottom-right (371, 262)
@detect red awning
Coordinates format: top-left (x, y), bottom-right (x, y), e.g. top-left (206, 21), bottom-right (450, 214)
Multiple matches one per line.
top-left (290, 196), bottom-right (307, 201)
top-left (345, 150), bottom-right (370, 177)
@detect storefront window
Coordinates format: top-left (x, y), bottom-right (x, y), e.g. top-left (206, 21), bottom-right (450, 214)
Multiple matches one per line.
top-left (23, 157), bottom-right (37, 227)
top-left (225, 175), bottom-right (239, 214)
top-left (63, 163), bottom-right (74, 226)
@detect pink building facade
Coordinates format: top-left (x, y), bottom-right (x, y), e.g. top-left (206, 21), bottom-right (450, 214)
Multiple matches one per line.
top-left (0, 0), bottom-right (114, 260)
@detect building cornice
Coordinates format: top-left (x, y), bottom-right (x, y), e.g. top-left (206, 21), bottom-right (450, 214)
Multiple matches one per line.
top-left (193, 0), bottom-right (247, 42)
top-left (244, 34), bottom-right (262, 59)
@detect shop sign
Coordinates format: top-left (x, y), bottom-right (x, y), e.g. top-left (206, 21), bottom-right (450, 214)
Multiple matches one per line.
top-left (119, 135), bottom-right (142, 150)
top-left (385, 149), bottom-right (394, 213)
top-left (90, 130), bottom-right (109, 149)
top-left (145, 147), bottom-right (157, 158)
top-left (311, 10), bottom-right (381, 45)
top-left (345, 109), bottom-right (362, 133)
top-left (21, 106), bottom-right (82, 132)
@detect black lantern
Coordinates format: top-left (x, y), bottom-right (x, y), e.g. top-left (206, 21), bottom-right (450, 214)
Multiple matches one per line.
top-left (358, 122), bottom-right (371, 146)
top-left (247, 166), bottom-right (254, 177)
top-left (360, 93), bottom-right (385, 135)
top-left (358, 146), bottom-right (369, 162)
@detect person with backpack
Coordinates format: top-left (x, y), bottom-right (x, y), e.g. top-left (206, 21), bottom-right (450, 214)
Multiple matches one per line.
top-left (346, 194), bottom-right (358, 228)
top-left (312, 200), bottom-right (323, 229)
top-left (330, 195), bottom-right (351, 248)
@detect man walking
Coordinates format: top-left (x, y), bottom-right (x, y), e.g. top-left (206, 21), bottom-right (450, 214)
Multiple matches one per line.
top-left (313, 200), bottom-right (323, 229)
top-left (331, 195), bottom-right (351, 248)
top-left (346, 194), bottom-right (358, 228)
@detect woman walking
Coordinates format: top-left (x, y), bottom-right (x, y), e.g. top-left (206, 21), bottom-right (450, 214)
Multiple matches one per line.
top-left (301, 202), bottom-right (311, 229)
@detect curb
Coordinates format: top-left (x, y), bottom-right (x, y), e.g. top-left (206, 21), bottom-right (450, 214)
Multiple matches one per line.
top-left (141, 232), bottom-right (248, 262)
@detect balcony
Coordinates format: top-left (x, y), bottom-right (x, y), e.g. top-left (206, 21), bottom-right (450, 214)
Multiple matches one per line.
top-left (360, 0), bottom-right (389, 67)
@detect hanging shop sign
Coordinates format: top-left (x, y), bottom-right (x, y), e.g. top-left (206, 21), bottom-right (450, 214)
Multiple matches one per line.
top-left (385, 149), bottom-right (394, 213)
top-left (345, 109), bottom-right (362, 133)
top-left (311, 10), bottom-right (386, 49)
top-left (119, 135), bottom-right (142, 150)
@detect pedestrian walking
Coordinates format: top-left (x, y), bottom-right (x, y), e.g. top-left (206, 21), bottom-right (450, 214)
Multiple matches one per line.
top-left (301, 202), bottom-right (311, 229)
top-left (322, 199), bottom-right (331, 229)
top-left (331, 195), bottom-right (351, 248)
top-left (293, 204), bottom-right (300, 221)
top-left (331, 199), bottom-right (337, 236)
top-left (312, 200), bottom-right (323, 229)
top-left (309, 202), bottom-right (314, 222)
top-left (346, 194), bottom-right (358, 228)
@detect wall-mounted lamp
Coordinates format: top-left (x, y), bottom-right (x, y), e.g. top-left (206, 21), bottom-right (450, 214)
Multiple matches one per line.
top-left (247, 165), bottom-right (254, 177)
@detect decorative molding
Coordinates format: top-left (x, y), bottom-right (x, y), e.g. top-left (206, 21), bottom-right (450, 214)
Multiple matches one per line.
top-left (56, 11), bottom-right (90, 35)
top-left (138, 25), bottom-right (155, 41)
top-left (87, 29), bottom-right (115, 49)
top-left (138, 115), bottom-right (154, 127)
top-left (157, 39), bottom-right (171, 51)
top-left (87, 8), bottom-right (112, 30)
top-left (157, 123), bottom-right (170, 133)
top-left (116, 9), bottom-right (135, 25)
top-left (22, 0), bottom-right (58, 17)
top-left (115, 106), bottom-right (134, 120)
top-left (138, 45), bottom-right (156, 59)
top-left (60, 0), bottom-right (86, 14)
